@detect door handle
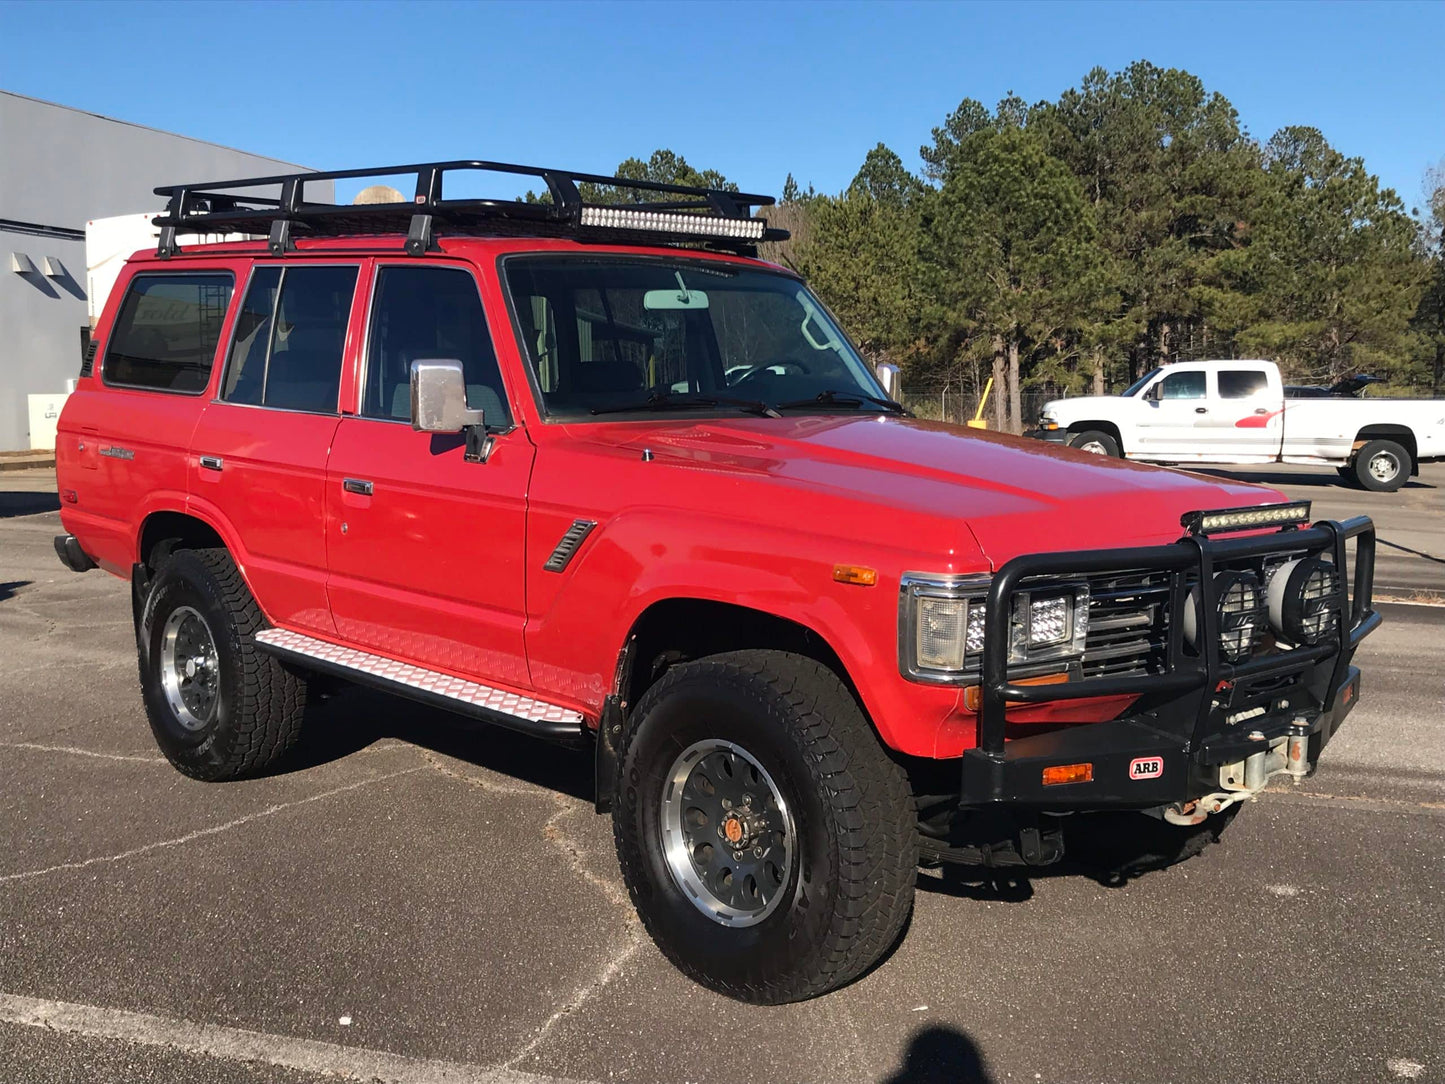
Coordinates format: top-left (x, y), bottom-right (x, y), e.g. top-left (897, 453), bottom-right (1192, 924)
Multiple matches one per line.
top-left (1253, 407), bottom-right (1269, 415)
top-left (1194, 407), bottom-right (1208, 414)
top-left (199, 455), bottom-right (223, 472)
top-left (342, 478), bottom-right (373, 496)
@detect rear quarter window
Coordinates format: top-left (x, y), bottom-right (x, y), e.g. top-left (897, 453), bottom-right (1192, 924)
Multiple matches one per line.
top-left (103, 273), bottom-right (234, 393)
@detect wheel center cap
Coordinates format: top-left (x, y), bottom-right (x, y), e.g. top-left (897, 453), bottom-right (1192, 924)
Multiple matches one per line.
top-left (722, 816), bottom-right (745, 845)
top-left (185, 659), bottom-right (198, 678)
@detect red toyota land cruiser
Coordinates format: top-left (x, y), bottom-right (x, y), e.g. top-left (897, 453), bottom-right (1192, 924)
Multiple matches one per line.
top-left (54, 161), bottom-right (1380, 1004)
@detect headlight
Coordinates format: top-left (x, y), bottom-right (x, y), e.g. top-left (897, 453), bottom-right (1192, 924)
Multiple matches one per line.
top-left (1182, 571), bottom-right (1266, 662)
top-left (901, 576), bottom-right (1089, 682)
top-left (1038, 411), bottom-right (1059, 431)
top-left (1266, 558), bottom-right (1341, 645)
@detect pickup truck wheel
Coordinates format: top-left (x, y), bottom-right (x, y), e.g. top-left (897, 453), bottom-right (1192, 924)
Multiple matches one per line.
top-left (137, 548), bottom-right (308, 781)
top-left (1353, 439), bottom-right (1408, 492)
top-left (1068, 429), bottom-right (1120, 457)
top-left (613, 650), bottom-right (916, 1004)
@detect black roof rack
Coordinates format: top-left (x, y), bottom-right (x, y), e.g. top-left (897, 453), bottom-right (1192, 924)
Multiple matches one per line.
top-left (151, 159), bottom-right (787, 259)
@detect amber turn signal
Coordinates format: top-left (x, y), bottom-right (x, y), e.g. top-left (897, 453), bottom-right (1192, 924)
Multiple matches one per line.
top-left (832, 564), bottom-right (878, 587)
top-left (962, 671), bottom-right (1069, 712)
top-left (1041, 762), bottom-right (1093, 786)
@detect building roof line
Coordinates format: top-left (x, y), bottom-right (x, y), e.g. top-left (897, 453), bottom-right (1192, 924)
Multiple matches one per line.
top-left (0, 89), bottom-right (318, 173)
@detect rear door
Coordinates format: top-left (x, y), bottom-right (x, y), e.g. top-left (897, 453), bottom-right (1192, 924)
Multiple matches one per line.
top-left (1198, 364), bottom-right (1283, 460)
top-left (323, 262), bottom-right (534, 689)
top-left (1134, 366), bottom-right (1211, 457)
top-left (189, 261), bottom-right (364, 635)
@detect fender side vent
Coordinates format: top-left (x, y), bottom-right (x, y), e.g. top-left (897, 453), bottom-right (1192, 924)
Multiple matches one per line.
top-left (544, 519), bottom-right (596, 572)
top-left (80, 340), bottom-right (98, 377)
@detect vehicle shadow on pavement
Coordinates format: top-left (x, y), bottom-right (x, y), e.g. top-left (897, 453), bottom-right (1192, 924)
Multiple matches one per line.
top-left (1192, 468), bottom-right (1434, 491)
top-left (0, 581), bottom-right (30, 603)
top-left (917, 811), bottom-right (1229, 901)
top-left (0, 490), bottom-right (60, 517)
top-left (881, 1025), bottom-right (995, 1083)
top-left (275, 685), bottom-right (593, 800)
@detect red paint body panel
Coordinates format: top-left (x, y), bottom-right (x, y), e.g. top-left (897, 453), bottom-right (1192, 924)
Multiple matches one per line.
top-left (56, 234), bottom-right (1289, 761)
top-left (324, 419), bottom-right (535, 692)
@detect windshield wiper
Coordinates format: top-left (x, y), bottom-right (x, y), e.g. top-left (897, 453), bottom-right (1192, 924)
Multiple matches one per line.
top-left (772, 389), bottom-right (909, 415)
top-left (591, 391), bottom-right (781, 418)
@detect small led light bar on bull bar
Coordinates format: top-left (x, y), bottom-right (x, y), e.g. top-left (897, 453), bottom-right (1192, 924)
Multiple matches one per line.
top-left (150, 159), bottom-right (787, 259)
top-left (1181, 501), bottom-right (1312, 536)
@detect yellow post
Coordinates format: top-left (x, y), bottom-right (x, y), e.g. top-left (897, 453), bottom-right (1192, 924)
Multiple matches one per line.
top-left (967, 377), bottom-right (992, 429)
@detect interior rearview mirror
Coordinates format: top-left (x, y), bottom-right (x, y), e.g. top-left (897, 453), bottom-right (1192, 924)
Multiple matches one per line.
top-left (411, 359), bottom-right (485, 433)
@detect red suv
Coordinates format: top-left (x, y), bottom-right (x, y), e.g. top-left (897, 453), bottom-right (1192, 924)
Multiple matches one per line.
top-left (54, 161), bottom-right (1380, 1003)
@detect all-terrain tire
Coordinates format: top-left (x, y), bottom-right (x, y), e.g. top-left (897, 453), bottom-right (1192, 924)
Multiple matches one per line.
top-left (613, 650), bottom-right (917, 1004)
top-left (1068, 429), bottom-right (1121, 457)
top-left (1352, 439), bottom-right (1409, 492)
top-left (137, 547), bottom-right (308, 780)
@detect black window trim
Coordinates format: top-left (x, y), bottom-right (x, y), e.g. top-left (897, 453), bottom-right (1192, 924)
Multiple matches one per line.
top-left (214, 260), bottom-right (362, 418)
top-left (495, 251), bottom-right (852, 425)
top-left (356, 258), bottom-right (516, 433)
top-left (100, 269), bottom-right (237, 396)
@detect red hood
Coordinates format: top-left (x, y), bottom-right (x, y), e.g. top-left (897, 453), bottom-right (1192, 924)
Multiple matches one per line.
top-left (569, 414), bottom-right (1286, 570)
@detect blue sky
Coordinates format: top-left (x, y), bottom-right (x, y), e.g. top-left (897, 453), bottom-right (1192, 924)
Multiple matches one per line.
top-left (2, 0), bottom-right (1442, 213)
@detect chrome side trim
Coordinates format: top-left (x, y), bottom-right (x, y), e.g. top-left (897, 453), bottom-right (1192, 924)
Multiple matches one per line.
top-left (254, 628), bottom-right (584, 729)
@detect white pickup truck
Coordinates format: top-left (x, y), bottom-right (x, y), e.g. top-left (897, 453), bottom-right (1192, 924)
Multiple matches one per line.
top-left (1029, 359), bottom-right (1445, 492)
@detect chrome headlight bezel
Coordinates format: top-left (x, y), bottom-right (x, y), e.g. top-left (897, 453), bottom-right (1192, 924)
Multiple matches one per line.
top-left (898, 573), bottom-right (1091, 684)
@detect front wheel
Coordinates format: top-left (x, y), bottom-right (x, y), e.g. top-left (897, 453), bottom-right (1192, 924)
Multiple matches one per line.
top-left (613, 650), bottom-right (917, 1004)
top-left (1068, 429), bottom-right (1121, 457)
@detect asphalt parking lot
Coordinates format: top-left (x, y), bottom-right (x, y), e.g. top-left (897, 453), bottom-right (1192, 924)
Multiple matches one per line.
top-left (2, 464), bottom-right (1442, 1084)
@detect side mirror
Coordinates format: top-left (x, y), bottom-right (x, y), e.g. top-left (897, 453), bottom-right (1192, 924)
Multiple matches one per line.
top-left (875, 362), bottom-right (901, 401)
top-left (411, 359), bottom-right (485, 433)
top-left (1143, 382), bottom-right (1161, 403)
top-left (410, 359), bottom-right (491, 462)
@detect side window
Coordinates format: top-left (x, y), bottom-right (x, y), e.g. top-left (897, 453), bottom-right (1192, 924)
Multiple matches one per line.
top-left (1218, 369), bottom-right (1270, 399)
top-left (103, 274), bottom-right (233, 393)
top-left (363, 266), bottom-right (511, 425)
top-left (222, 265), bottom-right (358, 413)
top-left (1158, 371), bottom-right (1206, 400)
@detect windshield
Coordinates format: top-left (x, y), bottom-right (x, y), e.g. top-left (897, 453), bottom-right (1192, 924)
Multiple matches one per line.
top-left (1122, 369), bottom-right (1162, 397)
top-left (503, 256), bottom-right (888, 420)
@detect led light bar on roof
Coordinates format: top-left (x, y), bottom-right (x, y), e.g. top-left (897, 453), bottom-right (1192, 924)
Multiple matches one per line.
top-left (580, 206), bottom-right (765, 241)
top-left (1182, 501), bottom-right (1312, 535)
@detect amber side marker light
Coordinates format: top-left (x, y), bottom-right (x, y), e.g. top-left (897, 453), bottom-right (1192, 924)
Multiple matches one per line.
top-left (1042, 763), bottom-right (1094, 786)
top-left (962, 671), bottom-right (1069, 712)
top-left (833, 564), bottom-right (878, 587)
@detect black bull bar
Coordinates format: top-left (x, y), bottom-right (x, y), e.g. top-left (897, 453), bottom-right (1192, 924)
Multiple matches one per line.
top-left (960, 515), bottom-right (1380, 809)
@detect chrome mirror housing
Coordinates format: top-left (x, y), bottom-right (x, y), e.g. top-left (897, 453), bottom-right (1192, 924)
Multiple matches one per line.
top-left (410, 359), bottom-right (485, 433)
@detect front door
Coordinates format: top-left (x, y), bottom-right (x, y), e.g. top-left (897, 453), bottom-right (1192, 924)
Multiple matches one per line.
top-left (324, 263), bottom-right (534, 691)
top-left (189, 262), bottom-right (362, 635)
top-left (1134, 367), bottom-right (1210, 458)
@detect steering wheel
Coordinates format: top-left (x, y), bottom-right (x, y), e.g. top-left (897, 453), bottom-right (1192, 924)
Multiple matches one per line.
top-left (730, 358), bottom-right (812, 390)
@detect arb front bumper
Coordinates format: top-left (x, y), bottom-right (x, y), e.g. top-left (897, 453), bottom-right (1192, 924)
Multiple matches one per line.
top-left (960, 511), bottom-right (1379, 814)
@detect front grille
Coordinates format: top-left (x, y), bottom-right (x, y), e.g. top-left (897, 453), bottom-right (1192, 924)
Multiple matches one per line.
top-left (1082, 570), bottom-right (1172, 678)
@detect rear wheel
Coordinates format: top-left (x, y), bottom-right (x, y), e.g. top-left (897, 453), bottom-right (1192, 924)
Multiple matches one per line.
top-left (613, 650), bottom-right (917, 1003)
top-left (137, 548), bottom-right (308, 780)
top-left (1353, 439), bottom-right (1408, 492)
top-left (1068, 429), bottom-right (1121, 457)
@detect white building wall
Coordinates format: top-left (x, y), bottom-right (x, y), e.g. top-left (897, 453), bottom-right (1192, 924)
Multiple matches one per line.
top-left (0, 91), bottom-right (331, 450)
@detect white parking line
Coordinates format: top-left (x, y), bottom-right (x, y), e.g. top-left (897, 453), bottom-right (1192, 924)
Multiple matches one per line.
top-left (0, 993), bottom-right (593, 1084)
top-left (0, 767), bottom-right (424, 884)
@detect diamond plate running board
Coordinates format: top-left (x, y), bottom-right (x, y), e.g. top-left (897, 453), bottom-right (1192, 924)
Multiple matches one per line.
top-left (254, 628), bottom-right (585, 740)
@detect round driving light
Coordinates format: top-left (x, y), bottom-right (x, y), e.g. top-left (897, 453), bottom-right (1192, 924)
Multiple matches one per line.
top-left (1182, 571), bottom-right (1265, 661)
top-left (1267, 558), bottom-right (1341, 645)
